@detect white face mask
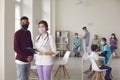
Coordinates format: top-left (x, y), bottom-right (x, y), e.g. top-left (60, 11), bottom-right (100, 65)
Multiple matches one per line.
top-left (100, 42), bottom-right (104, 45)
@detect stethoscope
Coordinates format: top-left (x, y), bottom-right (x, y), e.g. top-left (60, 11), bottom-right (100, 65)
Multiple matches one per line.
top-left (36, 32), bottom-right (49, 46)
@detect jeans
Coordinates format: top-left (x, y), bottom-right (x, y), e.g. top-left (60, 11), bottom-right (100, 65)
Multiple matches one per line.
top-left (16, 63), bottom-right (31, 80)
top-left (72, 46), bottom-right (80, 54)
top-left (37, 65), bottom-right (53, 80)
top-left (110, 45), bottom-right (117, 53)
top-left (100, 65), bottom-right (112, 80)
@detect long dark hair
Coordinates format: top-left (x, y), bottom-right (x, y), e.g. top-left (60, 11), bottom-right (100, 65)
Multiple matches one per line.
top-left (111, 33), bottom-right (118, 41)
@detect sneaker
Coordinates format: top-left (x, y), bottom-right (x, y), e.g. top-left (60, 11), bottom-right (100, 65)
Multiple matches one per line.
top-left (74, 54), bottom-right (77, 57)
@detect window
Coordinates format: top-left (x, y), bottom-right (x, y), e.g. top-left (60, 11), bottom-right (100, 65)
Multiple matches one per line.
top-left (15, 0), bottom-right (22, 31)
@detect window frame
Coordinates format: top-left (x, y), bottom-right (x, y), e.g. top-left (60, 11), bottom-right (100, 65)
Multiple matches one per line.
top-left (15, 0), bottom-right (22, 31)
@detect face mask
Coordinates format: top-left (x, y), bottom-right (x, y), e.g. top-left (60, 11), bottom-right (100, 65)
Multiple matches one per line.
top-left (39, 28), bottom-right (46, 33)
top-left (100, 41), bottom-right (104, 45)
top-left (22, 24), bottom-right (28, 30)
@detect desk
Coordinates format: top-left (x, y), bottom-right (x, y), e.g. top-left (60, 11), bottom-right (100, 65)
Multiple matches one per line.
top-left (81, 53), bottom-right (105, 80)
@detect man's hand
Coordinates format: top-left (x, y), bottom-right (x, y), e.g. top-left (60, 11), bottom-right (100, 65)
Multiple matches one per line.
top-left (26, 56), bottom-right (33, 62)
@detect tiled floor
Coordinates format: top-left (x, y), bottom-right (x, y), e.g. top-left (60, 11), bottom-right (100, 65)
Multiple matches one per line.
top-left (30, 57), bottom-right (120, 80)
top-left (52, 57), bottom-right (120, 80)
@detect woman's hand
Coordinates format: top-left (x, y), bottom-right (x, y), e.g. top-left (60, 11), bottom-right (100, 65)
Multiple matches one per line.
top-left (39, 52), bottom-right (46, 55)
top-left (35, 51), bottom-right (54, 55)
top-left (45, 51), bottom-right (54, 55)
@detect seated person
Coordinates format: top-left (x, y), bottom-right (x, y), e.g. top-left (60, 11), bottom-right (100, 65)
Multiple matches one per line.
top-left (109, 33), bottom-right (118, 57)
top-left (100, 38), bottom-right (112, 64)
top-left (72, 33), bottom-right (81, 57)
top-left (92, 34), bottom-right (101, 51)
top-left (90, 44), bottom-right (112, 80)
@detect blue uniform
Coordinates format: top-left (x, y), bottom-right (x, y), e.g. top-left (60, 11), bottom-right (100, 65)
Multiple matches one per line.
top-left (72, 38), bottom-right (81, 55)
top-left (101, 44), bottom-right (112, 64)
top-left (84, 31), bottom-right (90, 46)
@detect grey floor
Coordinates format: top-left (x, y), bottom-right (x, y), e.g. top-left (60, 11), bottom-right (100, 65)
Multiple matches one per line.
top-left (52, 57), bottom-right (120, 80)
top-left (30, 57), bottom-right (120, 80)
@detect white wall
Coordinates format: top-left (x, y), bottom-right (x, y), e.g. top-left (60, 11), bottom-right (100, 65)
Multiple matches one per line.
top-left (0, 0), bottom-right (16, 80)
top-left (4, 0), bottom-right (16, 79)
top-left (56, 0), bottom-right (120, 55)
top-left (0, 0), bottom-right (5, 79)
top-left (32, 0), bottom-right (42, 43)
top-left (51, 0), bottom-right (56, 37)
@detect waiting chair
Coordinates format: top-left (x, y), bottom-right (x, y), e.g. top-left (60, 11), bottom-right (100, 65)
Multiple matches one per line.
top-left (54, 51), bottom-right (71, 80)
top-left (89, 56), bottom-right (106, 80)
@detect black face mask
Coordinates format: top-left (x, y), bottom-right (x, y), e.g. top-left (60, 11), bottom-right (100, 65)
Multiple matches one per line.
top-left (22, 24), bottom-right (29, 30)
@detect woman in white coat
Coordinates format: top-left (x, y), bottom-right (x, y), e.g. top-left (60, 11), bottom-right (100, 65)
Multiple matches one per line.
top-left (35, 20), bottom-right (56, 80)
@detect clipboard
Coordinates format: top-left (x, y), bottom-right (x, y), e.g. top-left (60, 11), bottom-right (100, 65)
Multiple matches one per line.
top-left (26, 47), bottom-right (38, 53)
